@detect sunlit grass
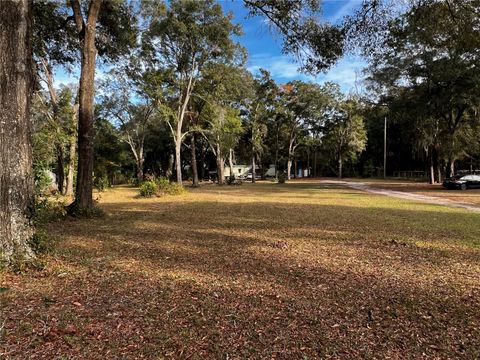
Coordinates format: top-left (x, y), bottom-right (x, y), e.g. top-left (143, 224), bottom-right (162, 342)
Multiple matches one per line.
top-left (1, 181), bottom-right (479, 358)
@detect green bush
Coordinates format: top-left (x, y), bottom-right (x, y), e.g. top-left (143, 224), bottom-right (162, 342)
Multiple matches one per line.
top-left (94, 175), bottom-right (110, 192)
top-left (164, 182), bottom-right (186, 195)
top-left (156, 176), bottom-right (170, 190)
top-left (139, 180), bottom-right (158, 197)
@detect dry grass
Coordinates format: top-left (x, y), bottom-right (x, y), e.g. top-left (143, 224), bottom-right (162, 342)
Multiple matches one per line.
top-left (347, 178), bottom-right (480, 207)
top-left (1, 182), bottom-right (480, 359)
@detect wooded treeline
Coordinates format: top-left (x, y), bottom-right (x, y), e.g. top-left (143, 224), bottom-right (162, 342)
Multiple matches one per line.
top-left (1, 0), bottom-right (480, 265)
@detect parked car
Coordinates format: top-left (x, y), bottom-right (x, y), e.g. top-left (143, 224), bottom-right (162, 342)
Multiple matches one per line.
top-left (443, 174), bottom-right (480, 190)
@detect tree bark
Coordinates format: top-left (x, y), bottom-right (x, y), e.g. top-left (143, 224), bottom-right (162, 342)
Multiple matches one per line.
top-left (66, 132), bottom-right (76, 196)
top-left (252, 154), bottom-right (256, 183)
top-left (175, 132), bottom-right (182, 184)
top-left (313, 148), bottom-right (317, 177)
top-left (136, 158), bottom-right (144, 182)
top-left (429, 147), bottom-right (435, 185)
top-left (71, 0), bottom-right (101, 212)
top-left (0, 0), bottom-right (35, 264)
top-left (56, 145), bottom-right (65, 194)
top-left (287, 158), bottom-right (292, 180)
top-left (66, 103), bottom-right (78, 196)
top-left (216, 145), bottom-right (224, 185)
top-left (338, 157), bottom-right (343, 179)
top-left (190, 133), bottom-right (199, 187)
top-left (228, 148), bottom-right (234, 180)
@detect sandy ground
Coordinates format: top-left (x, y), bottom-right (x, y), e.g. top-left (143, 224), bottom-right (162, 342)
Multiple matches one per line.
top-left (320, 179), bottom-right (480, 212)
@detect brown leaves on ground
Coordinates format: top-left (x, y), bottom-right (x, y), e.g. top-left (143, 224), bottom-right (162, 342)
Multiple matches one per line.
top-left (1, 182), bottom-right (480, 359)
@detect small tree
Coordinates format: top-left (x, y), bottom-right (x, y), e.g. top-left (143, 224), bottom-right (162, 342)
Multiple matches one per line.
top-left (323, 100), bottom-right (367, 178)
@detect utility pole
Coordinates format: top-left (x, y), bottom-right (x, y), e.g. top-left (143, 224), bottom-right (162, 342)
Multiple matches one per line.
top-left (384, 116), bottom-right (387, 179)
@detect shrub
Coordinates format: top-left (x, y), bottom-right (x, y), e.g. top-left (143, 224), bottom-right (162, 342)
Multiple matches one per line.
top-left (163, 182), bottom-right (186, 195)
top-left (156, 176), bottom-right (170, 190)
top-left (94, 175), bottom-right (110, 192)
top-left (277, 173), bottom-right (286, 184)
top-left (139, 180), bottom-right (158, 197)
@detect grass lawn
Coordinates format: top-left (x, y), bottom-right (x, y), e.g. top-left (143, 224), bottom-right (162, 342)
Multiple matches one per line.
top-left (1, 182), bottom-right (480, 359)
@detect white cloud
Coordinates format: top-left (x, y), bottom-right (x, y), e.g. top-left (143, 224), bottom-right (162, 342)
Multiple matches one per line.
top-left (247, 53), bottom-right (367, 93)
top-left (325, 0), bottom-right (363, 24)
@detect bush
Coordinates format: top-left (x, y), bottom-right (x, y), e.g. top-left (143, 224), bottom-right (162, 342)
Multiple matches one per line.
top-left (156, 176), bottom-right (170, 190)
top-left (94, 175), bottom-right (110, 192)
top-left (277, 173), bottom-right (286, 184)
top-left (139, 180), bottom-right (158, 197)
top-left (163, 182), bottom-right (186, 195)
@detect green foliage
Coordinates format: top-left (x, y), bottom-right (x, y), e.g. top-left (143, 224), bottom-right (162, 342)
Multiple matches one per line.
top-left (94, 175), bottom-right (110, 192)
top-left (162, 182), bottom-right (187, 195)
top-left (155, 176), bottom-right (170, 190)
top-left (33, 197), bottom-right (67, 225)
top-left (28, 229), bottom-right (56, 255)
top-left (139, 180), bottom-right (158, 197)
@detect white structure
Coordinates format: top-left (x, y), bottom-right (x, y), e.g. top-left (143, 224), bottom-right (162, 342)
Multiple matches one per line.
top-left (224, 164), bottom-right (251, 178)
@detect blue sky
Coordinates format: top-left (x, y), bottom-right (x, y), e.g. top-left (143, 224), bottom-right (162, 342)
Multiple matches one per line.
top-left (219, 0), bottom-right (366, 93)
top-left (55, 0), bottom-right (365, 93)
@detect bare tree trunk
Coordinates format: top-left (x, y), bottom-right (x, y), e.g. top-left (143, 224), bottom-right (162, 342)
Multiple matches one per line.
top-left (429, 148), bottom-right (435, 185)
top-left (0, 0), bottom-right (35, 264)
top-left (56, 145), bottom-right (65, 194)
top-left (175, 132), bottom-right (182, 185)
top-left (66, 133), bottom-right (76, 195)
top-left (338, 157), bottom-right (343, 179)
top-left (217, 145), bottom-right (224, 185)
top-left (72, 0), bottom-right (102, 212)
top-left (136, 158), bottom-right (144, 182)
top-left (313, 148), bottom-right (317, 177)
top-left (190, 134), bottom-right (199, 187)
top-left (449, 159), bottom-right (455, 177)
top-left (252, 154), bottom-right (256, 183)
top-left (66, 103), bottom-right (78, 196)
top-left (287, 158), bottom-right (292, 180)
top-left (228, 148), bottom-right (234, 179)
top-left (294, 159), bottom-right (298, 178)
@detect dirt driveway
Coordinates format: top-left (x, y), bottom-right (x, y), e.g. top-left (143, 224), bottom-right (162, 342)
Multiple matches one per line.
top-left (321, 179), bottom-right (480, 212)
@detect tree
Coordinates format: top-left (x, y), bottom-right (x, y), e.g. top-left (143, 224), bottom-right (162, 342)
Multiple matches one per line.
top-left (200, 105), bottom-right (244, 184)
top-left (143, 0), bottom-right (243, 185)
top-left (365, 0), bottom-right (480, 178)
top-left (323, 100), bottom-right (367, 178)
top-left (0, 0), bottom-right (35, 264)
top-left (244, 0), bottom-right (344, 74)
top-left (100, 74), bottom-right (157, 183)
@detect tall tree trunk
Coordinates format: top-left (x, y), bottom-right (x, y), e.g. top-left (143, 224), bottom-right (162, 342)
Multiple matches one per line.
top-left (252, 154), bottom-right (256, 183)
top-left (429, 147), bottom-right (435, 185)
top-left (190, 134), bottom-right (199, 187)
top-left (56, 145), bottom-right (65, 194)
top-left (313, 148), bottom-right (317, 177)
top-left (175, 132), bottom-right (182, 185)
top-left (72, 0), bottom-right (102, 212)
top-left (66, 103), bottom-right (78, 196)
top-left (338, 157), bottom-right (343, 179)
top-left (216, 145), bottom-right (224, 185)
top-left (274, 123), bottom-right (279, 179)
top-left (0, 0), bottom-right (35, 264)
top-left (228, 148), bottom-right (234, 179)
top-left (287, 158), bottom-right (292, 180)
top-left (294, 159), bottom-right (298, 178)
top-left (136, 158), bottom-right (144, 182)
top-left (66, 133), bottom-right (76, 196)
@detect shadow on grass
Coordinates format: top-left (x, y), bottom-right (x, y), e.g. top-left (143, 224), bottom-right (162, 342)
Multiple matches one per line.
top-left (2, 185), bottom-right (480, 359)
